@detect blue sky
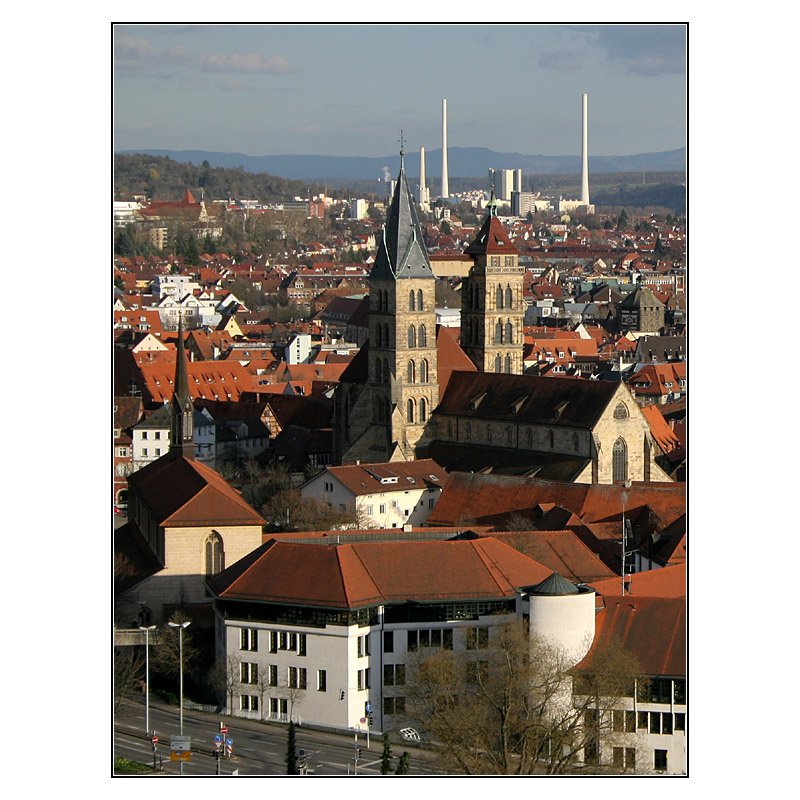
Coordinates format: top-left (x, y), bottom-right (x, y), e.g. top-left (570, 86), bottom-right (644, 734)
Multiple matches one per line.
top-left (114, 23), bottom-right (685, 159)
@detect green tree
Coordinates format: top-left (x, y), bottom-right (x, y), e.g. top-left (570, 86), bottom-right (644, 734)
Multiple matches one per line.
top-left (396, 751), bottom-right (410, 775)
top-left (440, 219), bottom-right (452, 235)
top-left (616, 209), bottom-right (629, 231)
top-left (380, 732), bottom-right (393, 774)
top-left (286, 721), bottom-right (298, 775)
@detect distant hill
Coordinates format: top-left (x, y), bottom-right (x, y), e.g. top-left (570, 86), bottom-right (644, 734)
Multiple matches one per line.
top-left (117, 146), bottom-right (686, 182)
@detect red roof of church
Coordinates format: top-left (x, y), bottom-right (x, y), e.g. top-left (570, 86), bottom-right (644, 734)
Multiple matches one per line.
top-left (128, 455), bottom-right (265, 527)
top-left (464, 215), bottom-right (519, 256)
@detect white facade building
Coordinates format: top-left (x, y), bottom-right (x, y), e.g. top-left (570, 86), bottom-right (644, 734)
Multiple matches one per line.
top-left (131, 404), bottom-right (216, 471)
top-left (300, 459), bottom-right (445, 529)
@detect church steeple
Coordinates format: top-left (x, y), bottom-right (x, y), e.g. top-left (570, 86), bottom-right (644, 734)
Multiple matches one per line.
top-left (170, 316), bottom-right (195, 459)
top-left (362, 139), bottom-right (439, 461)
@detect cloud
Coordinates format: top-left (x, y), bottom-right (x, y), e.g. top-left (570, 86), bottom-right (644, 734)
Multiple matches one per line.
top-left (113, 35), bottom-right (294, 75)
top-left (536, 49), bottom-right (586, 71)
top-left (578, 24), bottom-right (686, 76)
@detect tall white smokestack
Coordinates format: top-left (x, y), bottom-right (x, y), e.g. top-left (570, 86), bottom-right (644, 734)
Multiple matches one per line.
top-left (581, 92), bottom-right (590, 206)
top-left (441, 98), bottom-right (449, 199)
top-left (419, 146), bottom-right (427, 207)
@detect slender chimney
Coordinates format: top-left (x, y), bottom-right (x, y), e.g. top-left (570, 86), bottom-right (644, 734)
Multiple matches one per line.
top-left (581, 93), bottom-right (590, 206)
top-left (441, 98), bottom-right (449, 199)
top-left (419, 145), bottom-right (427, 207)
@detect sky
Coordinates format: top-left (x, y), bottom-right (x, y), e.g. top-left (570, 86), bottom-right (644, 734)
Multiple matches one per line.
top-left (113, 23), bottom-right (686, 159)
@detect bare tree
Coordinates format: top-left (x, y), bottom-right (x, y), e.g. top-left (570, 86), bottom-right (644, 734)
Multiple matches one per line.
top-left (151, 611), bottom-right (199, 681)
top-left (406, 622), bottom-right (644, 775)
top-left (114, 647), bottom-right (144, 713)
top-left (209, 655), bottom-right (240, 713)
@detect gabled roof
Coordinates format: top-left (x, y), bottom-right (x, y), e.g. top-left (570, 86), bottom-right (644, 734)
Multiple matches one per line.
top-left (208, 537), bottom-right (552, 609)
top-left (436, 371), bottom-right (620, 429)
top-left (128, 455), bottom-right (265, 527)
top-left (317, 458), bottom-right (446, 496)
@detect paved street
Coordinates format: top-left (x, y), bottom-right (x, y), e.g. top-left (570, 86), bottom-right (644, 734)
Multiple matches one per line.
top-left (114, 696), bottom-right (443, 776)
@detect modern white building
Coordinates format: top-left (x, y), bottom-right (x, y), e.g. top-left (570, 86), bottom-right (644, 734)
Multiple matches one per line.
top-left (207, 537), bottom-right (592, 733)
top-left (349, 199), bottom-right (368, 220)
top-left (285, 333), bottom-right (313, 365)
top-left (300, 459), bottom-right (446, 529)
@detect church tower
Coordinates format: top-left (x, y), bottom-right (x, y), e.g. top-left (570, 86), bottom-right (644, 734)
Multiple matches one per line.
top-left (461, 193), bottom-right (525, 374)
top-left (368, 144), bottom-right (439, 460)
top-left (169, 316), bottom-right (195, 459)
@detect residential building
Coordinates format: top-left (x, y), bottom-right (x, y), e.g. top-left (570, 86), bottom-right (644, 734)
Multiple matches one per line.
top-left (300, 459), bottom-right (446, 529)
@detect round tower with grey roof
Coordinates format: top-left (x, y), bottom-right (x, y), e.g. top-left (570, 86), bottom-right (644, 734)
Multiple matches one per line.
top-left (523, 572), bottom-right (596, 664)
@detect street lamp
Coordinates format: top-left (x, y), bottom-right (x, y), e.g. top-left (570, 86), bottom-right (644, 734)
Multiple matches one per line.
top-left (167, 620), bottom-right (191, 774)
top-left (138, 625), bottom-right (156, 737)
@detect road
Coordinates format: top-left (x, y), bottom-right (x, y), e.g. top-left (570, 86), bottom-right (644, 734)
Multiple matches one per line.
top-left (114, 697), bottom-right (443, 776)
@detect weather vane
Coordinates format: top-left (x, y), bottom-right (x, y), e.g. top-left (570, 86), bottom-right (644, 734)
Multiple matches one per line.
top-left (398, 130), bottom-right (406, 156)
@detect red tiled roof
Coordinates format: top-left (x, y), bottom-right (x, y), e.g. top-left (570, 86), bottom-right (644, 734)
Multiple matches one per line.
top-left (464, 215), bottom-right (519, 256)
top-left (574, 596), bottom-right (685, 677)
top-left (128, 455), bottom-right (265, 527)
top-left (589, 563), bottom-right (686, 599)
top-left (210, 537), bottom-right (552, 609)
top-left (320, 458), bottom-right (446, 497)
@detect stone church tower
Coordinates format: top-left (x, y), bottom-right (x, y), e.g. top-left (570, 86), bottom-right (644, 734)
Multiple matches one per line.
top-left (460, 194), bottom-right (525, 374)
top-left (334, 149), bottom-right (439, 463)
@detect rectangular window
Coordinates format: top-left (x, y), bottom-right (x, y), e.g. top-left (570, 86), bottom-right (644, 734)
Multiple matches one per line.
top-left (289, 667), bottom-right (298, 689)
top-left (395, 664), bottom-right (405, 686)
top-left (142, 432), bottom-right (148, 440)
top-left (649, 712), bottom-right (661, 734)
top-left (384, 631), bottom-right (394, 653)
top-left (240, 694), bottom-right (258, 711)
top-left (384, 696), bottom-right (395, 715)
top-left (365, 668), bottom-right (370, 690)
top-left (240, 662), bottom-right (258, 684)
top-left (626, 710), bottom-right (636, 732)
top-left (429, 498), bottom-right (435, 509)
top-left (298, 633), bottom-right (307, 657)
top-left (357, 636), bottom-right (364, 658)
top-left (270, 631), bottom-right (278, 653)
top-left (613, 710), bottom-right (624, 733)
top-left (431, 629), bottom-right (441, 648)
top-left (625, 748), bottom-right (636, 770)
top-left (419, 629), bottom-right (430, 648)
top-left (317, 670), bottom-right (326, 692)
top-left (674, 678), bottom-right (686, 704)
top-left (662, 712), bottom-right (673, 735)
top-left (240, 628), bottom-right (258, 652)
top-left (367, 505), bottom-right (374, 515)
top-left (384, 664), bottom-right (394, 686)
top-left (269, 664), bottom-right (278, 687)
top-left (654, 749), bottom-right (668, 771)
top-left (379, 504), bottom-right (386, 514)
top-left (299, 668), bottom-right (307, 690)
top-left (675, 713), bottom-right (685, 731)
top-left (638, 711), bottom-right (648, 729)
top-left (357, 670), bottom-right (363, 691)
top-left (154, 431), bottom-right (161, 440)
top-left (270, 697), bottom-right (279, 715)
top-left (288, 632), bottom-right (297, 651)
top-left (613, 747), bottom-right (624, 768)
top-left (407, 630), bottom-right (418, 652)
top-left (279, 631), bottom-right (288, 650)
top-left (394, 696), bottom-right (405, 714)
top-left (443, 629), bottom-right (453, 650)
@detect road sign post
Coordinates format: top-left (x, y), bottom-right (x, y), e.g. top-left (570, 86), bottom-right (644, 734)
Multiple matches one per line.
top-left (226, 737), bottom-right (233, 759)
top-left (151, 733), bottom-right (158, 770)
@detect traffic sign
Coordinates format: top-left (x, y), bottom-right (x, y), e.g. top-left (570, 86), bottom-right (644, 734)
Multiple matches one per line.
top-left (365, 701), bottom-right (371, 713)
top-left (214, 734), bottom-right (222, 748)
top-left (226, 737), bottom-right (233, 747)
top-left (170, 735), bottom-right (192, 761)
top-left (151, 735), bottom-right (159, 744)
top-left (220, 724), bottom-right (228, 734)
top-left (360, 717), bottom-right (367, 723)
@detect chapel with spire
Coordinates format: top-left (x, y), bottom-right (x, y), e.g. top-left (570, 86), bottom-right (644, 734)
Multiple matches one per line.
top-left (334, 142), bottom-right (439, 463)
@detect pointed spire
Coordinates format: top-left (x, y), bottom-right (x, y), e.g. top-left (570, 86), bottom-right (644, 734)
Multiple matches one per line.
top-left (370, 138), bottom-right (433, 282)
top-left (170, 315), bottom-right (194, 459)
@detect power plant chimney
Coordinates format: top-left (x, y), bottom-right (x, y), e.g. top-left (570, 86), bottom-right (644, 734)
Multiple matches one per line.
top-left (581, 92), bottom-right (590, 206)
top-left (441, 98), bottom-right (449, 199)
top-left (419, 145), bottom-right (428, 208)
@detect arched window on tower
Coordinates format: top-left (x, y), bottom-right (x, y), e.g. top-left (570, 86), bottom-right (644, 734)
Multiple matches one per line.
top-left (408, 325), bottom-right (416, 348)
top-left (409, 290), bottom-right (416, 311)
top-left (613, 402), bottom-right (629, 419)
top-left (407, 359), bottom-right (416, 384)
top-left (383, 358), bottom-right (390, 385)
top-left (505, 286), bottom-right (513, 309)
top-left (505, 321), bottom-right (513, 344)
top-left (375, 326), bottom-right (382, 348)
top-left (496, 285), bottom-right (504, 309)
top-left (495, 354), bottom-right (502, 372)
top-left (420, 359), bottom-right (429, 383)
top-left (205, 532), bottom-right (225, 575)
top-left (407, 398), bottom-right (416, 423)
top-left (419, 324), bottom-right (427, 347)
top-left (495, 321), bottom-right (503, 344)
top-left (418, 289), bottom-right (424, 311)
top-left (504, 353), bottom-right (512, 373)
top-left (613, 438), bottom-right (628, 483)
top-left (420, 397), bottom-right (428, 422)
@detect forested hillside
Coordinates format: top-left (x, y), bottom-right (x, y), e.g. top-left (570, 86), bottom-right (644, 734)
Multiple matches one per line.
top-left (114, 154), bottom-right (328, 203)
